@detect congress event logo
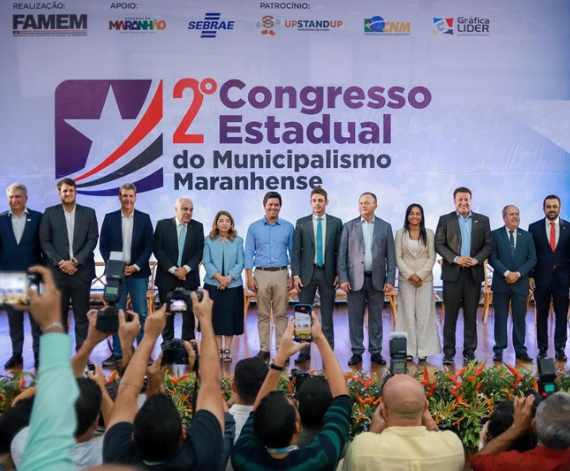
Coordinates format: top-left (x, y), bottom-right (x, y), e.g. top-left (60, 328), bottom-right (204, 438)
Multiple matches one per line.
top-left (188, 12), bottom-right (235, 38)
top-left (54, 80), bottom-right (164, 195)
top-left (12, 14), bottom-right (87, 37)
top-left (364, 16), bottom-right (410, 35)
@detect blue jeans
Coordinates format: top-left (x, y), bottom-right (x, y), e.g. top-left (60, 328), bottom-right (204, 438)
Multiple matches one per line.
top-left (112, 276), bottom-right (149, 357)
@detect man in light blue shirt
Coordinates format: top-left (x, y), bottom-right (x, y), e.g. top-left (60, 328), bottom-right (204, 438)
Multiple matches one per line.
top-left (245, 191), bottom-right (294, 362)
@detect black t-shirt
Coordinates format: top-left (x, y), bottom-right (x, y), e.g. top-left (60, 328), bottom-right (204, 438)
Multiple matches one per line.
top-left (103, 410), bottom-right (223, 470)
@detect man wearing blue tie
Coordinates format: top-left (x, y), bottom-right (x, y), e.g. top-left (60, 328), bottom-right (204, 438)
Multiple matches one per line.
top-left (489, 205), bottom-right (536, 363)
top-left (0, 183), bottom-right (43, 369)
top-left (99, 183), bottom-right (154, 366)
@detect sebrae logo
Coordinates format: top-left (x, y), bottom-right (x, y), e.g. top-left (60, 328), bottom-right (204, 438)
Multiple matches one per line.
top-left (188, 12), bottom-right (235, 38)
top-left (364, 16), bottom-right (410, 35)
top-left (54, 80), bottom-right (164, 195)
top-left (433, 17), bottom-right (453, 35)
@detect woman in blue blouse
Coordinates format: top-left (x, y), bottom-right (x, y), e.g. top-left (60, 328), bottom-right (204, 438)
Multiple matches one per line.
top-left (203, 211), bottom-right (245, 362)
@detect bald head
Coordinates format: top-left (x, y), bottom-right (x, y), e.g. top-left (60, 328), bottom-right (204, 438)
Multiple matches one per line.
top-left (382, 375), bottom-right (427, 424)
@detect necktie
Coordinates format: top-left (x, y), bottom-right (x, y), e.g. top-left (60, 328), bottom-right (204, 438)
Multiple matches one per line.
top-left (316, 217), bottom-right (323, 266)
top-left (177, 224), bottom-right (186, 267)
top-left (550, 222), bottom-right (556, 252)
top-left (509, 230), bottom-right (515, 255)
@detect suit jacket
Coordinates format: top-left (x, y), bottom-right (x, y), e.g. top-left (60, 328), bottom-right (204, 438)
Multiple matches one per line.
top-left (337, 215), bottom-right (396, 292)
top-left (202, 235), bottom-right (244, 288)
top-left (0, 209), bottom-right (43, 270)
top-left (528, 218), bottom-right (570, 287)
top-left (489, 226), bottom-right (537, 295)
top-left (292, 213), bottom-right (343, 286)
top-left (39, 204), bottom-right (99, 283)
top-left (435, 211), bottom-right (493, 283)
top-left (395, 228), bottom-right (436, 282)
top-left (99, 209), bottom-right (154, 278)
top-left (153, 217), bottom-right (204, 290)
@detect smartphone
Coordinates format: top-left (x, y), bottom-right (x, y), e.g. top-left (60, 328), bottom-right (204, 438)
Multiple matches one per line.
top-left (0, 271), bottom-right (42, 307)
top-left (293, 304), bottom-right (313, 342)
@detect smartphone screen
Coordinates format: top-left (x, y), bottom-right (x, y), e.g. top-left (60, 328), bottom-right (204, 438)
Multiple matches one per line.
top-left (294, 304), bottom-right (313, 342)
top-left (0, 272), bottom-right (29, 306)
top-left (170, 299), bottom-right (187, 312)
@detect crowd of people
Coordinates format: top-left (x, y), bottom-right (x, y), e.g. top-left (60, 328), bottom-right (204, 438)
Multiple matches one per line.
top-left (1, 179), bottom-right (568, 370)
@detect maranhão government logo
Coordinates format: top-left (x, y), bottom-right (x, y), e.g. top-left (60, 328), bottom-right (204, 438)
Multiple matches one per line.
top-left (54, 80), bottom-right (164, 195)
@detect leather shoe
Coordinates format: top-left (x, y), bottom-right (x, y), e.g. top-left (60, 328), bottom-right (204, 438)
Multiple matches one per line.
top-left (294, 352), bottom-right (311, 364)
top-left (102, 354), bottom-right (122, 367)
top-left (347, 354), bottom-right (362, 366)
top-left (538, 348), bottom-right (548, 358)
top-left (4, 354), bottom-right (23, 369)
top-left (255, 350), bottom-right (270, 363)
top-left (556, 349), bottom-right (568, 362)
top-left (493, 353), bottom-right (503, 362)
top-left (371, 353), bottom-right (387, 365)
top-left (463, 353), bottom-right (476, 362)
top-left (442, 355), bottom-right (454, 365)
top-left (515, 353), bottom-right (533, 362)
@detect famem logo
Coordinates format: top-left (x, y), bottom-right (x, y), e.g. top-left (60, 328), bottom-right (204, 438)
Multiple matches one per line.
top-left (188, 13), bottom-right (235, 38)
top-left (433, 17), bottom-right (453, 35)
top-left (54, 80), bottom-right (164, 196)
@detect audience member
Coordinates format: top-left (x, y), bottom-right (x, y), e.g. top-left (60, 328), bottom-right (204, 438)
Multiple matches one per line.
top-left (471, 393), bottom-right (570, 470)
top-left (296, 376), bottom-right (333, 448)
top-left (103, 292), bottom-right (225, 469)
top-left (232, 314), bottom-right (351, 470)
top-left (342, 374), bottom-right (464, 470)
top-left (0, 397), bottom-right (34, 470)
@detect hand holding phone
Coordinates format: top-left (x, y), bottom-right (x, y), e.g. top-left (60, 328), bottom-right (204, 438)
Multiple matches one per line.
top-left (293, 304), bottom-right (313, 342)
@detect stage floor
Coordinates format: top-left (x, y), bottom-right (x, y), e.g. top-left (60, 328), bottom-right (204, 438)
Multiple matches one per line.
top-left (0, 303), bottom-right (566, 377)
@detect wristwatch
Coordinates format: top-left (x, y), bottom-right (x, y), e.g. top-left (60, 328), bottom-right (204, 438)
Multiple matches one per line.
top-left (269, 362), bottom-right (285, 371)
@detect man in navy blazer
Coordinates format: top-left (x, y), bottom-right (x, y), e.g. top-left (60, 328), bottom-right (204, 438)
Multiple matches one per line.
top-left (528, 195), bottom-right (570, 361)
top-left (435, 187), bottom-right (493, 364)
top-left (0, 183), bottom-right (43, 369)
top-left (337, 192), bottom-right (396, 366)
top-left (489, 205), bottom-right (536, 363)
top-left (99, 183), bottom-right (154, 366)
top-left (292, 187), bottom-right (343, 363)
top-left (154, 197), bottom-right (204, 341)
top-left (39, 178), bottom-right (99, 350)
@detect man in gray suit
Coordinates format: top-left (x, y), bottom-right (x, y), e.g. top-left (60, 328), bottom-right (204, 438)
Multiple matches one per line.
top-left (337, 192), bottom-right (396, 366)
top-left (489, 205), bottom-right (536, 363)
top-left (39, 178), bottom-right (98, 350)
top-left (435, 187), bottom-right (493, 364)
top-left (292, 187), bottom-right (343, 364)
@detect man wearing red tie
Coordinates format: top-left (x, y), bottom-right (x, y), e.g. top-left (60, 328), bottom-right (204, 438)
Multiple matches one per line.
top-left (528, 195), bottom-right (570, 361)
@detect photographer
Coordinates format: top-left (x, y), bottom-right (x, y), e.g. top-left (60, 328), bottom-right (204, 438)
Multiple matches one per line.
top-left (103, 291), bottom-right (224, 469)
top-left (232, 314), bottom-right (351, 470)
top-left (342, 374), bottom-right (464, 470)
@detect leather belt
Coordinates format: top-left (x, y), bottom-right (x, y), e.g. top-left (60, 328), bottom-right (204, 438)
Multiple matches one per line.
top-left (314, 264), bottom-right (325, 269)
top-left (256, 266), bottom-right (288, 271)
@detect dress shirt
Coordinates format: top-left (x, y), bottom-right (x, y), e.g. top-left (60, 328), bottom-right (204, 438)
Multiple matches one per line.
top-left (244, 217), bottom-right (294, 269)
top-left (457, 211), bottom-right (472, 257)
top-left (168, 220), bottom-right (191, 274)
top-left (545, 217), bottom-right (560, 247)
top-left (18, 333), bottom-right (79, 471)
top-left (64, 206), bottom-right (76, 259)
top-left (9, 208), bottom-right (28, 244)
top-left (121, 211), bottom-right (134, 264)
top-left (312, 213), bottom-right (327, 264)
top-left (504, 226), bottom-right (518, 248)
top-left (407, 238), bottom-right (420, 256)
top-left (361, 217), bottom-right (374, 272)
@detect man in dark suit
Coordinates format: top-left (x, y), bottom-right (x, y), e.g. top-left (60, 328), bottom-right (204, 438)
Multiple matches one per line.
top-left (337, 192), bottom-right (396, 366)
top-left (528, 195), bottom-right (570, 361)
top-left (0, 183), bottom-right (43, 369)
top-left (99, 183), bottom-right (154, 366)
top-left (435, 187), bottom-right (493, 364)
top-left (154, 197), bottom-right (204, 341)
top-left (292, 187), bottom-right (342, 364)
top-left (39, 178), bottom-right (98, 350)
top-left (489, 205), bottom-right (536, 363)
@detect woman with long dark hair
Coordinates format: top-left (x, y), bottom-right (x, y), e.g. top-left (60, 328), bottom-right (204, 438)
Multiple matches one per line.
top-left (394, 203), bottom-right (441, 362)
top-left (202, 211), bottom-right (244, 362)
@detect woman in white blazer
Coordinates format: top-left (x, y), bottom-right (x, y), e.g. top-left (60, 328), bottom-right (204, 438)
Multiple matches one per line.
top-left (395, 204), bottom-right (441, 362)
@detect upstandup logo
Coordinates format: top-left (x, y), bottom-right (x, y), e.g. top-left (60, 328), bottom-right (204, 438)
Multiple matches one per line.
top-left (54, 80), bottom-right (164, 195)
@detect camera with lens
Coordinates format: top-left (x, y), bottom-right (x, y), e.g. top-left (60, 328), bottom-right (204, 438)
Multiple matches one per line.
top-left (96, 256), bottom-right (125, 333)
top-left (537, 357), bottom-right (557, 396)
top-left (165, 287), bottom-right (202, 313)
top-left (389, 331), bottom-right (408, 375)
top-left (161, 339), bottom-right (197, 369)
top-left (289, 368), bottom-right (311, 396)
